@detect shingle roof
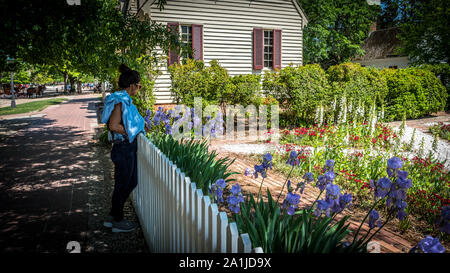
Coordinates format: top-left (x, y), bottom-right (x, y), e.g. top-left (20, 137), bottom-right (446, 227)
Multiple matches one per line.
top-left (354, 27), bottom-right (406, 61)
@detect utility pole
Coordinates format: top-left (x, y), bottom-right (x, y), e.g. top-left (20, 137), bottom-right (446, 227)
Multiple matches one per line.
top-left (7, 57), bottom-right (16, 108)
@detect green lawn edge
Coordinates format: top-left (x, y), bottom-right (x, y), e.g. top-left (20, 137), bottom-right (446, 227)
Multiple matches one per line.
top-left (0, 98), bottom-right (68, 116)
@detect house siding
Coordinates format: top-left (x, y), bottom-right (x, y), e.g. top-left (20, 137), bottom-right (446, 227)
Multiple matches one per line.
top-left (148, 0), bottom-right (305, 104)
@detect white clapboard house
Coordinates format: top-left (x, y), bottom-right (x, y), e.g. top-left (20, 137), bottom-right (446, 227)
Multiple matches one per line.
top-left (124, 0), bottom-right (308, 104)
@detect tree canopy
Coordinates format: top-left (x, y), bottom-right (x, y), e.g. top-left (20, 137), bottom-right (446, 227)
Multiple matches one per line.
top-left (395, 0), bottom-right (449, 64)
top-left (0, 0), bottom-right (176, 87)
top-left (298, 0), bottom-right (380, 68)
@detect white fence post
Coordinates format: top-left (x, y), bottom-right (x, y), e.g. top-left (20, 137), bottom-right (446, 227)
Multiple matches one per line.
top-left (209, 203), bottom-right (219, 253)
top-left (185, 177), bottom-right (192, 253)
top-left (196, 189), bottom-right (204, 253)
top-left (202, 196), bottom-right (211, 253)
top-left (218, 211), bottom-right (228, 253)
top-left (190, 182), bottom-right (197, 253)
top-left (227, 222), bottom-right (239, 253)
top-left (252, 247), bottom-right (264, 253)
top-left (238, 233), bottom-right (252, 253)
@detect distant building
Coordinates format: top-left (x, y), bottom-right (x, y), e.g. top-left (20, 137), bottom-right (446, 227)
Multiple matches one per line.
top-left (353, 27), bottom-right (410, 69)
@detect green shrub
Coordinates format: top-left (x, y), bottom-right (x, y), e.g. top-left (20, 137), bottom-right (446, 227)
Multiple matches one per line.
top-left (263, 64), bottom-right (331, 124)
top-left (168, 59), bottom-right (229, 107)
top-left (381, 68), bottom-right (447, 121)
top-left (132, 77), bottom-right (156, 117)
top-left (418, 63), bottom-right (450, 110)
top-left (222, 74), bottom-right (262, 106)
top-left (169, 59), bottom-right (263, 108)
top-left (327, 62), bottom-right (389, 122)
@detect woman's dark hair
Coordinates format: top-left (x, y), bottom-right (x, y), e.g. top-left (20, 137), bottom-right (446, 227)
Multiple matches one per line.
top-left (118, 64), bottom-right (141, 89)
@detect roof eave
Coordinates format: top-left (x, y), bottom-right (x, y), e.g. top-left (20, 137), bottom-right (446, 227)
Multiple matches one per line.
top-left (291, 0), bottom-right (308, 27)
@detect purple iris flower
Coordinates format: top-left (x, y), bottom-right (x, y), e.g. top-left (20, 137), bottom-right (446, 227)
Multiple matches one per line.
top-left (338, 192), bottom-right (352, 212)
top-left (254, 164), bottom-right (267, 178)
top-left (323, 159), bottom-right (335, 172)
top-left (262, 153), bottom-right (273, 170)
top-left (303, 172), bottom-right (314, 183)
top-left (227, 183), bottom-right (244, 214)
top-left (316, 175), bottom-right (328, 191)
top-left (415, 236), bottom-right (446, 253)
top-left (397, 209), bottom-right (407, 221)
top-left (230, 184), bottom-right (242, 195)
top-left (282, 193), bottom-right (298, 215)
top-left (286, 151), bottom-right (299, 166)
top-left (397, 178), bottom-right (412, 189)
top-left (215, 179), bottom-right (226, 189)
top-left (244, 168), bottom-right (253, 177)
top-left (325, 171), bottom-right (335, 182)
top-left (165, 124), bottom-right (172, 135)
top-left (387, 156), bottom-right (403, 169)
top-left (315, 200), bottom-right (330, 217)
top-left (374, 177), bottom-right (392, 199)
top-left (326, 183), bottom-right (341, 198)
top-left (368, 210), bottom-right (381, 229)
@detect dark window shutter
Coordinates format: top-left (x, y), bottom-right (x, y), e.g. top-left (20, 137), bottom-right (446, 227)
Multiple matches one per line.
top-left (192, 24), bottom-right (203, 60)
top-left (273, 29), bottom-right (282, 70)
top-left (253, 28), bottom-right (263, 70)
top-left (168, 22), bottom-right (179, 66)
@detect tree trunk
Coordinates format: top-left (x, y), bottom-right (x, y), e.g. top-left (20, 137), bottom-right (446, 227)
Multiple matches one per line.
top-left (77, 80), bottom-right (82, 94)
top-left (63, 71), bottom-right (68, 93)
top-left (69, 77), bottom-right (75, 93)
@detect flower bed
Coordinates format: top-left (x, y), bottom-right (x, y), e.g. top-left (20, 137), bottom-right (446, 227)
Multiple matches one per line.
top-left (429, 122), bottom-right (450, 141)
top-left (212, 153), bottom-right (448, 253)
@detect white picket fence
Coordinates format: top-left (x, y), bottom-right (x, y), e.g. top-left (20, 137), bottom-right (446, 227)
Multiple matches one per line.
top-left (132, 133), bottom-right (263, 253)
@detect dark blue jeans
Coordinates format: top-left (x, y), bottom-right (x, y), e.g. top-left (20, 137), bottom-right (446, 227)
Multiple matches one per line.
top-left (109, 139), bottom-right (138, 222)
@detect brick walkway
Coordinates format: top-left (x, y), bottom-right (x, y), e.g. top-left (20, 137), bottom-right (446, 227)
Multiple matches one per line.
top-left (388, 111), bottom-right (450, 132)
top-left (0, 95), bottom-right (101, 252)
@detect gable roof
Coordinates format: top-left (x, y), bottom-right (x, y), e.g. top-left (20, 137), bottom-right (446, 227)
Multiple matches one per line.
top-left (354, 27), bottom-right (406, 61)
top-left (291, 0), bottom-right (309, 27)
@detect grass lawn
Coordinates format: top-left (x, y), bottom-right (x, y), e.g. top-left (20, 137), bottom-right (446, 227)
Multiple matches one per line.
top-left (0, 98), bottom-right (68, 116)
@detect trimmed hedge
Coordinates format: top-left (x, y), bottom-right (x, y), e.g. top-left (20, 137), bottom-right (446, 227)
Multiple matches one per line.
top-left (381, 68), bottom-right (447, 121)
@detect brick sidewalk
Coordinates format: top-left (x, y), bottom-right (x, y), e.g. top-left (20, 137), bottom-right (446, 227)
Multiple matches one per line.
top-left (0, 95), bottom-right (101, 252)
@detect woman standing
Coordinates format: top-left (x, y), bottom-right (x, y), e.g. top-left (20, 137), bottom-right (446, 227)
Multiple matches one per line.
top-left (101, 64), bottom-right (145, 233)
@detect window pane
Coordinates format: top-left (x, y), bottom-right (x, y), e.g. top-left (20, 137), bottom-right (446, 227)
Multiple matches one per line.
top-left (263, 30), bottom-right (274, 68)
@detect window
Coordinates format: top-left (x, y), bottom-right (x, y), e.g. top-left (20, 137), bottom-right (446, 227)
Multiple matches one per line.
top-left (168, 22), bottom-right (203, 66)
top-left (264, 30), bottom-right (273, 68)
top-left (180, 25), bottom-right (193, 61)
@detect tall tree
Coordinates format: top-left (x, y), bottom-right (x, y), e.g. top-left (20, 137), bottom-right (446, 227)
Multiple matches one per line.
top-left (298, 0), bottom-right (380, 68)
top-left (377, 0), bottom-right (401, 29)
top-left (397, 0), bottom-right (449, 64)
